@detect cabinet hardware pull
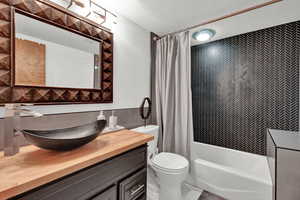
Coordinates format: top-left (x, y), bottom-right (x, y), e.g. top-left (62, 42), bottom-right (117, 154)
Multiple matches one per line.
top-left (130, 184), bottom-right (145, 196)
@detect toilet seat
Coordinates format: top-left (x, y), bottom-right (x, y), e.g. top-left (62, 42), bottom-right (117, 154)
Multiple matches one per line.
top-left (151, 152), bottom-right (189, 174)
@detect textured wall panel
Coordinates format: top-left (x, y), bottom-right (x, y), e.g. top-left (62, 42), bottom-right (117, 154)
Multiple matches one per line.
top-left (0, 3), bottom-right (10, 21)
top-left (12, 88), bottom-right (33, 102)
top-left (0, 2), bottom-right (10, 103)
top-left (67, 15), bottom-right (81, 30)
top-left (191, 21), bottom-right (300, 155)
top-left (0, 86), bottom-right (10, 101)
top-left (32, 88), bottom-right (51, 102)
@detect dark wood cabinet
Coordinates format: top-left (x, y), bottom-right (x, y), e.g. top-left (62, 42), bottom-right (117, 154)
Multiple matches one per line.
top-left (119, 168), bottom-right (147, 200)
top-left (10, 145), bottom-right (147, 200)
top-left (137, 194), bottom-right (146, 200)
top-left (90, 185), bottom-right (117, 200)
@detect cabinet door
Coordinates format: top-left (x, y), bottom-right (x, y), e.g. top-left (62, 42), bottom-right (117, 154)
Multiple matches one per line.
top-left (119, 169), bottom-right (147, 200)
top-left (91, 185), bottom-right (117, 200)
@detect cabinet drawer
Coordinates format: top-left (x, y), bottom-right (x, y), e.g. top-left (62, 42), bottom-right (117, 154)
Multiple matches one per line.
top-left (119, 168), bottom-right (147, 200)
top-left (137, 194), bottom-right (146, 200)
top-left (91, 185), bottom-right (117, 200)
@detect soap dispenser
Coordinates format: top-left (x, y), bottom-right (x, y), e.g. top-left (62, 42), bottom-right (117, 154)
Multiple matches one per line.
top-left (97, 110), bottom-right (106, 120)
top-left (109, 110), bottom-right (117, 129)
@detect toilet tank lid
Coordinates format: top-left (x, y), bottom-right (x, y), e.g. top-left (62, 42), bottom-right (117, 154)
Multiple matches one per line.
top-left (131, 125), bottom-right (159, 134)
top-left (152, 152), bottom-right (189, 170)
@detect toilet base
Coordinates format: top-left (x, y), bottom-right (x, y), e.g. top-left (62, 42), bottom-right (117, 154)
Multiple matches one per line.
top-left (159, 183), bottom-right (183, 200)
top-left (147, 169), bottom-right (201, 200)
top-left (154, 168), bottom-right (188, 200)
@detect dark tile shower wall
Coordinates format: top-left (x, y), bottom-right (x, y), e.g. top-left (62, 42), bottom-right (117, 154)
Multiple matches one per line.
top-left (191, 21), bottom-right (300, 155)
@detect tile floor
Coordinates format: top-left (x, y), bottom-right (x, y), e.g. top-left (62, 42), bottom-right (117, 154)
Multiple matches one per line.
top-left (147, 168), bottom-right (225, 200)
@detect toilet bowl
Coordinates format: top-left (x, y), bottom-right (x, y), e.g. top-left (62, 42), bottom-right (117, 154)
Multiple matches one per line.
top-left (151, 152), bottom-right (189, 200)
top-left (131, 125), bottom-right (189, 200)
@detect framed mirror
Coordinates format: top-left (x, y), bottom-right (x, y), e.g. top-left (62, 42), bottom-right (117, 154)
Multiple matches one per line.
top-left (0, 0), bottom-right (113, 104)
top-left (15, 13), bottom-right (102, 89)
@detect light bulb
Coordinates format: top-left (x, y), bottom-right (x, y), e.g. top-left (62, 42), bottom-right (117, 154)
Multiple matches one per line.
top-left (193, 29), bottom-right (216, 42)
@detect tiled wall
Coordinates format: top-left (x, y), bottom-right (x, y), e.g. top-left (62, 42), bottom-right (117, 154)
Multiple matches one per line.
top-left (0, 107), bottom-right (147, 150)
top-left (191, 21), bottom-right (300, 155)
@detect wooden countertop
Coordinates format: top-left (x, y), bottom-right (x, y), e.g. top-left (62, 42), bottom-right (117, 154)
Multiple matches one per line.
top-left (0, 130), bottom-right (153, 199)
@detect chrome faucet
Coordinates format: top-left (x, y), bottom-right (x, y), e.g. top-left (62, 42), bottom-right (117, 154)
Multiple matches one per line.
top-left (3, 104), bottom-right (43, 156)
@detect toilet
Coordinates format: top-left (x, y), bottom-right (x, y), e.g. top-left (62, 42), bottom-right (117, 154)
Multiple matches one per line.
top-left (131, 125), bottom-right (189, 200)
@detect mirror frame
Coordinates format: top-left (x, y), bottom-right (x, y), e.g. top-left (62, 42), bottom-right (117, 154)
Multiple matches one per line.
top-left (0, 0), bottom-right (113, 104)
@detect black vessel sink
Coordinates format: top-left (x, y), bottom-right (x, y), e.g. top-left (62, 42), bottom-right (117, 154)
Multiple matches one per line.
top-left (22, 120), bottom-right (106, 151)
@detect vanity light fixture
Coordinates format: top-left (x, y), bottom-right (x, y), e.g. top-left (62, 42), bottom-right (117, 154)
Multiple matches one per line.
top-left (193, 29), bottom-right (216, 42)
top-left (54, 0), bottom-right (117, 30)
top-left (86, 1), bottom-right (118, 26)
top-left (87, 2), bottom-right (106, 24)
top-left (63, 0), bottom-right (85, 8)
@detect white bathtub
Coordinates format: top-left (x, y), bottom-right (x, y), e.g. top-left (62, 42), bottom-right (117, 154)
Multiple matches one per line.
top-left (190, 142), bottom-right (272, 200)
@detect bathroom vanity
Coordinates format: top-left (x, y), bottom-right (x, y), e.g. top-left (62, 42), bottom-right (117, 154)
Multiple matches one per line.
top-left (0, 1), bottom-right (151, 199)
top-left (267, 129), bottom-right (300, 200)
top-left (0, 130), bottom-right (153, 200)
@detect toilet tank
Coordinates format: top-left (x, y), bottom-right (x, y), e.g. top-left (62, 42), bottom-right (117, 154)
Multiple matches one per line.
top-left (131, 125), bottom-right (159, 159)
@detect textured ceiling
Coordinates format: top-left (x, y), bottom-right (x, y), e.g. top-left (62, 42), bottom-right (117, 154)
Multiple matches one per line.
top-left (190, 0), bottom-right (300, 45)
top-left (96, 0), bottom-right (300, 45)
top-left (95, 0), bottom-right (269, 35)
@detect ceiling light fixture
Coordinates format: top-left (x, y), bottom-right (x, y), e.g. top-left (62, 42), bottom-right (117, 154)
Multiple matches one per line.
top-left (193, 29), bottom-right (216, 42)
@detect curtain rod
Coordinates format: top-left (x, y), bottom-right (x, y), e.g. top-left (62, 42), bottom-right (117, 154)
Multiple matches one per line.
top-left (155, 0), bottom-right (283, 40)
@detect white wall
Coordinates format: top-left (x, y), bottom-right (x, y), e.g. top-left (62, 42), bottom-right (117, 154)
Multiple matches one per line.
top-left (45, 41), bottom-right (95, 89)
top-left (0, 14), bottom-right (151, 117)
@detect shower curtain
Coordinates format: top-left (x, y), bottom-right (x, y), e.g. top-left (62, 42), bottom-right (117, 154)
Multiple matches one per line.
top-left (155, 31), bottom-right (193, 158)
